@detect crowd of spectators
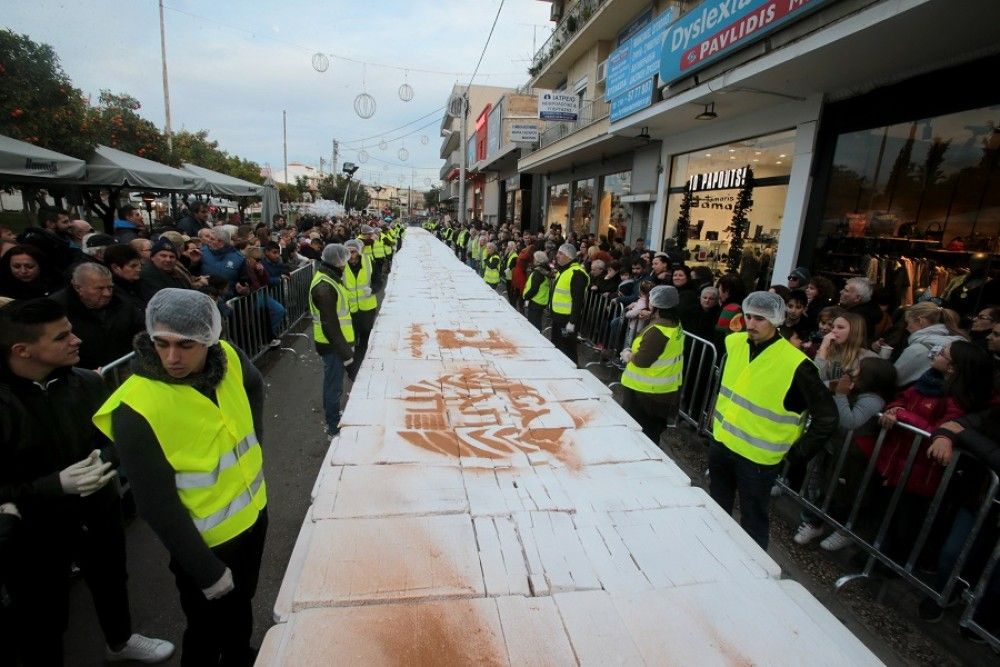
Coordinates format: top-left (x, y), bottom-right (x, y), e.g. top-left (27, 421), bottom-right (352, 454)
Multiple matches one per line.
top-left (438, 218), bottom-right (1000, 646)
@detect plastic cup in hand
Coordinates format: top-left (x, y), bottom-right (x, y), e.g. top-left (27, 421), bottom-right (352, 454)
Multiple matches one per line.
top-left (879, 345), bottom-right (893, 360)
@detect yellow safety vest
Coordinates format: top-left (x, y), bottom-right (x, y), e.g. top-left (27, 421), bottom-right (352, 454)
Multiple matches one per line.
top-left (381, 231), bottom-right (394, 256)
top-left (456, 230), bottom-right (468, 248)
top-left (621, 324), bottom-right (684, 394)
top-left (483, 253), bottom-right (501, 285)
top-left (360, 238), bottom-right (374, 260)
top-left (523, 270), bottom-right (550, 306)
top-left (504, 253), bottom-right (517, 280)
top-left (551, 263), bottom-right (588, 315)
top-left (713, 333), bottom-right (808, 465)
top-left (372, 234), bottom-right (387, 259)
top-left (309, 271), bottom-right (356, 344)
top-left (93, 341), bottom-right (266, 548)
top-left (342, 256), bottom-right (377, 313)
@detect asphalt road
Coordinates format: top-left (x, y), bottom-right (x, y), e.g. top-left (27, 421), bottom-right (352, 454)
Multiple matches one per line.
top-left (63, 322), bottom-right (330, 666)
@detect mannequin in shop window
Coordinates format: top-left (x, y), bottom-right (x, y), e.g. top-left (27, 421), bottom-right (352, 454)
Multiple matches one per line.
top-left (942, 254), bottom-right (1000, 319)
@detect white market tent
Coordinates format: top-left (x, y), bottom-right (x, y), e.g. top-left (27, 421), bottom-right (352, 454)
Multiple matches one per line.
top-left (181, 162), bottom-right (262, 197)
top-left (0, 134), bottom-right (86, 181)
top-left (83, 144), bottom-right (207, 191)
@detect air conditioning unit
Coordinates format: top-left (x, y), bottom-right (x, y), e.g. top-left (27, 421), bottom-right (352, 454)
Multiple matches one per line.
top-left (596, 59), bottom-right (608, 85)
top-left (550, 1), bottom-right (563, 22)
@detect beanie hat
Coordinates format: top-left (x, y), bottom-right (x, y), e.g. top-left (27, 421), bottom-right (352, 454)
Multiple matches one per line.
top-left (150, 237), bottom-right (178, 257)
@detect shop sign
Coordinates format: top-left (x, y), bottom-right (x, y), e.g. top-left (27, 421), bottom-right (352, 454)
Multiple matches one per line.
top-left (605, 8), bottom-right (674, 101)
top-left (509, 122), bottom-right (539, 143)
top-left (538, 90), bottom-right (579, 121)
top-left (688, 166), bottom-right (748, 192)
top-left (610, 78), bottom-right (656, 122)
top-left (660, 0), bottom-right (831, 86)
top-left (487, 105), bottom-right (502, 158)
top-left (617, 6), bottom-right (654, 46)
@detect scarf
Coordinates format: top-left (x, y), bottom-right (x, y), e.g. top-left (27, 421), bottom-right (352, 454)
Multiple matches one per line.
top-left (914, 368), bottom-right (947, 397)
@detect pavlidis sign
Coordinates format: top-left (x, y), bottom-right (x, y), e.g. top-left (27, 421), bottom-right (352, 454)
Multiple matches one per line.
top-left (659, 0), bottom-right (829, 86)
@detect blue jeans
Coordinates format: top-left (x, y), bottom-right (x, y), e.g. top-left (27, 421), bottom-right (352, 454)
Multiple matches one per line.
top-left (263, 295), bottom-right (285, 336)
top-left (709, 440), bottom-right (782, 550)
top-left (321, 352), bottom-right (346, 432)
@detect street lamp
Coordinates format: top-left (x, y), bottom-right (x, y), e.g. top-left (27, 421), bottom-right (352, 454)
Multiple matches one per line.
top-left (140, 192), bottom-right (157, 228)
top-left (342, 162), bottom-right (359, 213)
top-left (372, 185), bottom-right (384, 214)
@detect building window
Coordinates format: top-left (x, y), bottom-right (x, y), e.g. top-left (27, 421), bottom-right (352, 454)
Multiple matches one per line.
top-left (571, 177), bottom-right (595, 237)
top-left (598, 171), bottom-right (631, 243)
top-left (547, 183), bottom-right (570, 232)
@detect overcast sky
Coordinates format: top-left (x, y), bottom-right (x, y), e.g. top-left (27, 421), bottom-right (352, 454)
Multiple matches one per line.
top-left (5, 0), bottom-right (553, 188)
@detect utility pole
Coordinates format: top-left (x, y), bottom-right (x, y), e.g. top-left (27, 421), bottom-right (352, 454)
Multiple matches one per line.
top-left (282, 110), bottom-right (288, 185)
top-left (332, 139), bottom-right (339, 175)
top-left (458, 93), bottom-right (468, 224)
top-left (159, 0), bottom-right (173, 152)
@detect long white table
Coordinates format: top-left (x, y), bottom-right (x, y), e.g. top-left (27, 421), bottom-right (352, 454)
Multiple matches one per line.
top-left (258, 228), bottom-right (881, 665)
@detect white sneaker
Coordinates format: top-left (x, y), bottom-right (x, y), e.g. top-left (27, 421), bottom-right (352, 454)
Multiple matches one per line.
top-left (820, 530), bottom-right (853, 551)
top-left (268, 338), bottom-right (282, 348)
top-left (793, 522), bottom-right (826, 545)
top-left (106, 633), bottom-right (175, 663)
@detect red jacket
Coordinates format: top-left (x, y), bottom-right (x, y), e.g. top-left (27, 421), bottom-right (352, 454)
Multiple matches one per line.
top-left (869, 386), bottom-right (964, 497)
top-left (512, 244), bottom-right (535, 292)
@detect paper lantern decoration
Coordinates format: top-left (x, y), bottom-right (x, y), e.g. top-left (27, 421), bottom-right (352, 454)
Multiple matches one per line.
top-left (312, 53), bottom-right (329, 72)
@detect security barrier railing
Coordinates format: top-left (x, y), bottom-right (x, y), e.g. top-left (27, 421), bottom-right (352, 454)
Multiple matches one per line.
top-left (98, 262), bottom-right (316, 390)
top-left (677, 331), bottom-right (719, 436)
top-left (776, 418), bottom-right (1000, 650)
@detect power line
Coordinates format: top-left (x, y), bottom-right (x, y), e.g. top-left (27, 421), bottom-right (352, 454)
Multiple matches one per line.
top-left (341, 108), bottom-right (444, 146)
top-left (467, 0), bottom-right (506, 88)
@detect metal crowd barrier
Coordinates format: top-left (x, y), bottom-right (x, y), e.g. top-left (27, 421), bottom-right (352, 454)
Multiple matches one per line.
top-left (97, 262), bottom-right (317, 391)
top-left (676, 332), bottom-right (719, 435)
top-left (226, 263), bottom-right (316, 361)
top-left (776, 418), bottom-right (1000, 650)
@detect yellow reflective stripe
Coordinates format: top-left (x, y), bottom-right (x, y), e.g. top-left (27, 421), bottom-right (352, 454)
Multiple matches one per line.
top-left (175, 433), bottom-right (260, 489)
top-left (621, 369), bottom-right (682, 386)
top-left (191, 472), bottom-right (265, 533)
top-left (717, 386), bottom-right (804, 426)
top-left (713, 411), bottom-right (794, 453)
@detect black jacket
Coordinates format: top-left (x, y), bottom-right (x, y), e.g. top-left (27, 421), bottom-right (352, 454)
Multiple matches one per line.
top-left (50, 288), bottom-right (145, 369)
top-left (311, 264), bottom-right (355, 360)
top-left (0, 365), bottom-right (118, 520)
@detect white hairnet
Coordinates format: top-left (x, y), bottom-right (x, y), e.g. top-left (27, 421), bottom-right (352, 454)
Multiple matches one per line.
top-left (557, 243), bottom-right (577, 258)
top-left (742, 291), bottom-right (786, 326)
top-left (533, 251), bottom-right (549, 266)
top-left (344, 239), bottom-right (363, 251)
top-left (360, 225), bottom-right (375, 235)
top-left (146, 288), bottom-right (222, 346)
top-left (649, 285), bottom-right (679, 310)
top-left (322, 243), bottom-right (349, 267)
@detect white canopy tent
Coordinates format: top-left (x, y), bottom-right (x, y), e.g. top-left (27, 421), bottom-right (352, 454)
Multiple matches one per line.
top-left (0, 134), bottom-right (86, 181)
top-left (83, 144), bottom-right (207, 191)
top-left (181, 163), bottom-right (262, 197)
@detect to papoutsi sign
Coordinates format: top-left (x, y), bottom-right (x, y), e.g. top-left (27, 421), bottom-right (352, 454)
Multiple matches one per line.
top-left (659, 0), bottom-right (830, 86)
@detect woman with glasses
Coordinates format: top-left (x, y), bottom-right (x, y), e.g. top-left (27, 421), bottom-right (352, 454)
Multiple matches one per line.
top-left (969, 305), bottom-right (1000, 350)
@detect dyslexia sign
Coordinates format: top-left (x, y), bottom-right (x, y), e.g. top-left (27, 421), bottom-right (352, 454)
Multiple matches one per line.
top-left (659, 0), bottom-right (829, 86)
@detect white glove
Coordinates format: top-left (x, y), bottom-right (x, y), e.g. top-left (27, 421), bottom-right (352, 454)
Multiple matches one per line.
top-left (0, 503), bottom-right (20, 518)
top-left (564, 323), bottom-right (575, 334)
top-left (59, 450), bottom-right (115, 496)
top-left (362, 287), bottom-right (372, 297)
top-left (343, 357), bottom-right (354, 367)
top-left (620, 349), bottom-right (633, 363)
top-left (202, 567), bottom-right (234, 600)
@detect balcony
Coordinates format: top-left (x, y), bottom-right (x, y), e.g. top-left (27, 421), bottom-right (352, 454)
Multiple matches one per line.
top-left (527, 0), bottom-right (655, 87)
top-left (528, 98), bottom-right (610, 153)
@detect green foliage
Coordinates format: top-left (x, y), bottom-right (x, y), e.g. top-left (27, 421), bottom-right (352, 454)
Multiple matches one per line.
top-left (277, 181), bottom-right (303, 204)
top-left (674, 187), bottom-right (693, 249)
top-left (726, 166), bottom-right (754, 273)
top-left (0, 29), bottom-right (96, 157)
top-left (171, 129), bottom-right (263, 184)
top-left (423, 186), bottom-right (442, 209)
top-left (90, 90), bottom-right (174, 164)
top-left (316, 174), bottom-right (370, 211)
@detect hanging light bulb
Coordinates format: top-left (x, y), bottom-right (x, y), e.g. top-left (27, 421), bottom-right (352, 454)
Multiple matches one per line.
top-left (420, 135), bottom-right (429, 145)
top-left (358, 150), bottom-right (369, 163)
top-left (398, 70), bottom-right (414, 102)
top-left (398, 147), bottom-right (409, 161)
top-left (311, 53), bottom-right (330, 72)
top-left (379, 139), bottom-right (387, 151)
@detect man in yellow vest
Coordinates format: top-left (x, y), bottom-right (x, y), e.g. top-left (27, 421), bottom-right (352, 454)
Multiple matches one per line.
top-left (550, 243), bottom-right (589, 365)
top-left (343, 239), bottom-right (379, 374)
top-left (482, 242), bottom-right (502, 288)
top-left (522, 250), bottom-right (552, 331)
top-left (710, 291), bottom-right (837, 549)
top-left (93, 288), bottom-right (266, 665)
top-left (308, 244), bottom-right (356, 436)
top-left (619, 285), bottom-right (684, 446)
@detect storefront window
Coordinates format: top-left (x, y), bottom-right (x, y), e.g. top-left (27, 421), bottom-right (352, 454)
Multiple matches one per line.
top-left (506, 190), bottom-right (523, 229)
top-left (599, 171), bottom-right (632, 243)
top-left (571, 178), bottom-right (595, 237)
top-left (546, 183), bottom-right (569, 231)
top-left (664, 130), bottom-right (795, 281)
top-left (818, 104), bottom-right (1000, 246)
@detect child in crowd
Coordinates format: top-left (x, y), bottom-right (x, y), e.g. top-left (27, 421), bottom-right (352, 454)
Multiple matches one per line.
top-left (780, 289), bottom-right (811, 346)
top-left (814, 311), bottom-right (876, 385)
top-left (801, 305), bottom-right (845, 359)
